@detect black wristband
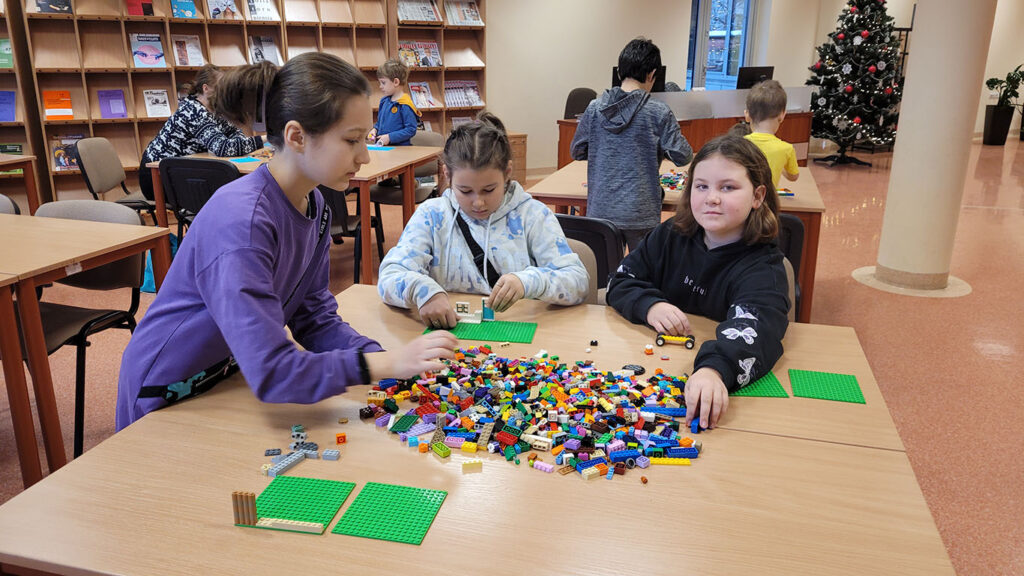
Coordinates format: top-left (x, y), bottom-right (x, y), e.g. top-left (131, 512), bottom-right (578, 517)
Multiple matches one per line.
top-left (357, 351), bottom-right (371, 385)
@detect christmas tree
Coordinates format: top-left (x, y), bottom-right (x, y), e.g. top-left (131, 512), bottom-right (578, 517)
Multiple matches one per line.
top-left (806, 0), bottom-right (903, 167)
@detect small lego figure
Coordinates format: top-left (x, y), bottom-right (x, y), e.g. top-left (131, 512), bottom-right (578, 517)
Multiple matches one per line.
top-left (288, 424), bottom-right (307, 450)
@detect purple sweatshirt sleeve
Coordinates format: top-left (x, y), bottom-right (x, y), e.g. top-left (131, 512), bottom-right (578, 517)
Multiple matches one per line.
top-left (288, 238), bottom-right (384, 355)
top-left (195, 245), bottom-right (370, 404)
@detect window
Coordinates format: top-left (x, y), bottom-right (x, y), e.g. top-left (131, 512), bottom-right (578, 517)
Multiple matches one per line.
top-left (687, 0), bottom-right (754, 90)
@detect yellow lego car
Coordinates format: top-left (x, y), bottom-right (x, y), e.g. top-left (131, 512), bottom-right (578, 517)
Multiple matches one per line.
top-left (656, 333), bottom-right (695, 349)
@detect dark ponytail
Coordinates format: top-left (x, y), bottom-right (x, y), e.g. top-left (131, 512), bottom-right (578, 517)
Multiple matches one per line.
top-left (212, 53), bottom-right (369, 147)
top-left (441, 110), bottom-right (511, 175)
top-left (179, 63), bottom-right (222, 97)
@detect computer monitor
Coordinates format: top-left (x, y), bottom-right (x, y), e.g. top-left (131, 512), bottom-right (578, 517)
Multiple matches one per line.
top-left (736, 66), bottom-right (774, 89)
top-left (612, 66), bottom-right (667, 93)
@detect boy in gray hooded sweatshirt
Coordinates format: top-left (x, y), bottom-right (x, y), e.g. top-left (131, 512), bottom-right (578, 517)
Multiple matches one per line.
top-left (570, 37), bottom-right (693, 251)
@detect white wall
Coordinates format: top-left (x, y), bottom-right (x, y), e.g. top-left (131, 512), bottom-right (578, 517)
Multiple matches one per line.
top-left (976, 0), bottom-right (1024, 134)
top-left (759, 0), bottom-right (820, 86)
top-left (486, 0), bottom-right (691, 172)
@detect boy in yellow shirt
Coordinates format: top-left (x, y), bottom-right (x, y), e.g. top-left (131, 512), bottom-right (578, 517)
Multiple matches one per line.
top-left (743, 80), bottom-right (799, 186)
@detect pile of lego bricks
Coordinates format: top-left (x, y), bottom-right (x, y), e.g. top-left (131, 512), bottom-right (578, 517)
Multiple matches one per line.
top-left (359, 346), bottom-right (703, 480)
top-left (660, 170), bottom-right (688, 191)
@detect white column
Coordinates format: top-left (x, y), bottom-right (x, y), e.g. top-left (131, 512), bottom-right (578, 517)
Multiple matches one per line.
top-left (874, 0), bottom-right (997, 289)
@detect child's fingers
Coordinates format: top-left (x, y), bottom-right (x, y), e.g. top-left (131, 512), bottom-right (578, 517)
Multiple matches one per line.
top-left (443, 307), bottom-right (458, 328)
top-left (699, 384), bottom-right (714, 429)
top-left (710, 386), bottom-right (727, 427)
top-left (684, 381), bottom-right (699, 426)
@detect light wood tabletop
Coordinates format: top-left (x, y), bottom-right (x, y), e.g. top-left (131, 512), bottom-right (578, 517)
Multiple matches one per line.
top-left (0, 154), bottom-right (40, 214)
top-left (529, 160), bottom-right (825, 324)
top-left (0, 285), bottom-right (949, 575)
top-left (146, 146), bottom-right (441, 283)
top-left (336, 285), bottom-right (903, 451)
top-left (0, 214), bottom-right (170, 487)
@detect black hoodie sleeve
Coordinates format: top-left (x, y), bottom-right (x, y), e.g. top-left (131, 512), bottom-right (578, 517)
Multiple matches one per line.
top-left (606, 223), bottom-right (671, 324)
top-left (693, 254), bottom-right (790, 392)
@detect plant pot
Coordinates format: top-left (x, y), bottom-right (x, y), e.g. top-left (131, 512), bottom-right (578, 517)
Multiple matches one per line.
top-left (983, 104), bottom-right (1014, 145)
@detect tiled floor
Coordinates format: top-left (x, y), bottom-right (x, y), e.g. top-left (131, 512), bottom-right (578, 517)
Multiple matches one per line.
top-left (2, 138), bottom-right (1023, 574)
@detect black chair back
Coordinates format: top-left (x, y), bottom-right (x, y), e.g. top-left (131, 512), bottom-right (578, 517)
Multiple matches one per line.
top-left (159, 157), bottom-right (241, 217)
top-left (777, 213), bottom-right (805, 279)
top-left (564, 87), bottom-right (597, 120)
top-left (556, 214), bottom-right (625, 289)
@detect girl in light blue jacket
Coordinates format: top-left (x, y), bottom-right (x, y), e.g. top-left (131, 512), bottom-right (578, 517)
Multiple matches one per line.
top-left (378, 112), bottom-right (589, 328)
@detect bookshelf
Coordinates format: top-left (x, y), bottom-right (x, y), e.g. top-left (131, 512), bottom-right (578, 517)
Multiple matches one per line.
top-left (0, 0), bottom-right (44, 205)
top-left (12, 0), bottom-right (489, 200)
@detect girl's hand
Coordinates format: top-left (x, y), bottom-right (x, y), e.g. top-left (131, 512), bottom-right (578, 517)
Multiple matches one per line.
top-left (418, 292), bottom-right (457, 329)
top-left (365, 331), bottom-right (458, 380)
top-left (376, 134), bottom-right (391, 146)
top-left (366, 129), bottom-right (377, 142)
top-left (487, 274), bottom-right (525, 312)
top-left (646, 302), bottom-right (692, 336)
top-left (684, 367), bottom-right (730, 430)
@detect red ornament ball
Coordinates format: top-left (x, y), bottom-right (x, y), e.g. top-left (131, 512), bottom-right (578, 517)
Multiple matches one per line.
top-left (814, 60), bottom-right (822, 70)
top-left (850, 5), bottom-right (857, 12)
top-left (844, 85), bottom-right (854, 93)
top-left (853, 117), bottom-right (862, 124)
top-left (861, 30), bottom-right (870, 38)
top-left (869, 65), bottom-right (877, 73)
top-left (838, 33), bottom-right (846, 40)
top-left (884, 87), bottom-right (893, 94)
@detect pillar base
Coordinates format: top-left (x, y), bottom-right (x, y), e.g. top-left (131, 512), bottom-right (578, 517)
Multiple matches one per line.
top-left (852, 266), bottom-right (972, 298)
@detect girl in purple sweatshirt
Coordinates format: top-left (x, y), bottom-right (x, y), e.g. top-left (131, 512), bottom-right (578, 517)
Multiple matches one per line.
top-left (116, 53), bottom-right (456, 429)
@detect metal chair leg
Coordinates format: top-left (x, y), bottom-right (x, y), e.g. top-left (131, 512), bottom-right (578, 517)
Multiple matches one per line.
top-left (74, 339), bottom-right (88, 458)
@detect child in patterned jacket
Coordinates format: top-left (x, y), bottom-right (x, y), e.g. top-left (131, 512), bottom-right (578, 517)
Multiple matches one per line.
top-left (378, 112), bottom-right (589, 328)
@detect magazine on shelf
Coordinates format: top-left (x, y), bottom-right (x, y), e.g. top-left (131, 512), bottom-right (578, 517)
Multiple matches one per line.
top-left (408, 82), bottom-right (439, 109)
top-left (0, 144), bottom-right (23, 175)
top-left (397, 41), bottom-right (419, 68)
top-left (125, 0), bottom-right (155, 16)
top-left (248, 36), bottom-right (281, 65)
top-left (130, 33), bottom-right (167, 68)
top-left (246, 0), bottom-right (280, 20)
top-left (414, 41), bottom-right (442, 67)
top-left (43, 90), bottom-right (74, 120)
top-left (397, 0), bottom-right (440, 22)
top-left (0, 91), bottom-right (14, 122)
top-left (50, 133), bottom-right (84, 172)
top-left (97, 89), bottom-right (128, 119)
top-left (444, 1), bottom-right (482, 26)
top-left (207, 0), bottom-right (240, 19)
top-left (171, 35), bottom-right (205, 66)
top-left (444, 80), bottom-right (483, 107)
top-left (0, 39), bottom-right (12, 69)
top-left (143, 89), bottom-right (171, 117)
top-left (35, 0), bottom-right (71, 13)
top-left (171, 0), bottom-right (199, 17)
top-left (420, 120), bottom-right (433, 132)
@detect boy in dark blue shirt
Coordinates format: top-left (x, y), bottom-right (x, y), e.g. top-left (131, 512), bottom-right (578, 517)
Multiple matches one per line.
top-left (367, 59), bottom-right (420, 146)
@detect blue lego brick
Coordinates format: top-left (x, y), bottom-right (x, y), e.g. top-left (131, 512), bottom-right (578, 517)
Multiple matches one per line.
top-left (446, 431), bottom-right (477, 439)
top-left (667, 446), bottom-right (700, 459)
top-left (574, 457), bottom-right (608, 472)
top-left (691, 419), bottom-right (702, 434)
top-left (608, 449), bottom-right (642, 463)
top-left (642, 406), bottom-right (687, 417)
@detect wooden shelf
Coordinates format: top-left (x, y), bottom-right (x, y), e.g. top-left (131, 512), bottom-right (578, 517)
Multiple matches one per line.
top-left (28, 18), bottom-right (81, 69)
top-left (92, 122), bottom-right (141, 166)
top-left (352, 0), bottom-right (384, 25)
top-left (79, 19), bottom-right (129, 69)
top-left (282, 0), bottom-right (317, 23)
top-left (208, 22), bottom-right (247, 65)
top-left (169, 22), bottom-right (211, 66)
top-left (0, 73), bottom-right (25, 124)
top-left (205, 0), bottom-right (245, 21)
top-left (74, 0), bottom-right (124, 18)
top-left (131, 72), bottom-right (176, 119)
top-left (86, 72), bottom-right (134, 120)
top-left (284, 24), bottom-right (318, 58)
top-left (321, 26), bottom-right (354, 62)
top-left (442, 28), bottom-right (482, 68)
top-left (247, 23), bottom-right (284, 64)
top-left (37, 72), bottom-right (88, 121)
top-left (319, 0), bottom-right (353, 24)
top-left (354, 26), bottom-right (384, 68)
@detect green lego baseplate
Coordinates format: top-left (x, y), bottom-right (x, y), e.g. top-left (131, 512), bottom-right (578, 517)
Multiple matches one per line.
top-left (424, 320), bottom-right (537, 344)
top-left (243, 475), bottom-right (356, 534)
top-left (789, 369), bottom-right (865, 404)
top-left (331, 482), bottom-right (447, 545)
top-left (731, 372), bottom-right (789, 398)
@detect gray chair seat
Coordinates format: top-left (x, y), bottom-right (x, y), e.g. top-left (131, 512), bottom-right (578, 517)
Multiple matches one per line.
top-left (16, 303), bottom-right (127, 356)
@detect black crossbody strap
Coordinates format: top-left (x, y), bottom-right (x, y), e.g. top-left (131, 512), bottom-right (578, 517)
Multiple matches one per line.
top-left (281, 192), bottom-right (330, 309)
top-left (455, 213), bottom-right (500, 288)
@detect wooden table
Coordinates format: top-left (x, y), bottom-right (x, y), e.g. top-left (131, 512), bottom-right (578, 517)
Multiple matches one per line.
top-left (146, 146), bottom-right (442, 284)
top-left (0, 214), bottom-right (170, 488)
top-left (529, 160), bottom-right (825, 323)
top-left (0, 273), bottom-right (42, 489)
top-left (0, 285), bottom-right (950, 575)
top-left (557, 113), bottom-right (813, 169)
top-left (0, 154), bottom-right (41, 214)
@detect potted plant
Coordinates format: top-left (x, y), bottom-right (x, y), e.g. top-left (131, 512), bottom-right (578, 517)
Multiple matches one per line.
top-left (983, 64), bottom-right (1022, 145)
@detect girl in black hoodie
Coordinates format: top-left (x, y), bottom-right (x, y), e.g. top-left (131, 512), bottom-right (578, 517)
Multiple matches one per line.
top-left (607, 135), bottom-right (790, 432)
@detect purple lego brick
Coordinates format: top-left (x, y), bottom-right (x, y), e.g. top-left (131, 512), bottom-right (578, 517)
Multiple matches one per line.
top-left (443, 436), bottom-right (465, 449)
top-left (533, 461), bottom-right (554, 473)
top-left (375, 414), bottom-right (391, 427)
top-left (564, 439), bottom-right (581, 451)
top-left (607, 439), bottom-right (626, 453)
top-left (636, 455), bottom-right (651, 469)
top-left (398, 433), bottom-right (409, 443)
top-left (422, 413), bottom-right (438, 425)
top-left (406, 422), bottom-right (436, 437)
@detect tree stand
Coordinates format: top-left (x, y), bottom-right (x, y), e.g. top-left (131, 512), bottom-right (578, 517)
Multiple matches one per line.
top-left (814, 147), bottom-right (872, 168)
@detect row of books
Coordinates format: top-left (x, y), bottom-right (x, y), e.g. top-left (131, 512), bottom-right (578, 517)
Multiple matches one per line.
top-left (42, 88), bottom-right (172, 121)
top-left (398, 41), bottom-right (442, 68)
top-left (443, 80), bottom-right (483, 107)
top-left (34, 0), bottom-right (280, 20)
top-left (397, 0), bottom-right (483, 26)
top-left (127, 33), bottom-right (281, 68)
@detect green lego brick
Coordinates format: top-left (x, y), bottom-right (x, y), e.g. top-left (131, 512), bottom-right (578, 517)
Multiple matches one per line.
top-left (243, 475), bottom-right (356, 534)
top-left (731, 372), bottom-right (789, 398)
top-left (331, 482), bottom-right (447, 545)
top-left (431, 442), bottom-right (451, 458)
top-left (424, 320), bottom-right (537, 344)
top-left (389, 413), bottom-right (419, 433)
top-left (789, 369), bottom-right (865, 404)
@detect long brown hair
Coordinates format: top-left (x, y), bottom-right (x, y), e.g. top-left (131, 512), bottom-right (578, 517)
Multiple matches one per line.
top-left (179, 64), bottom-right (221, 97)
top-left (673, 135), bottom-right (779, 245)
top-left (212, 53), bottom-right (369, 147)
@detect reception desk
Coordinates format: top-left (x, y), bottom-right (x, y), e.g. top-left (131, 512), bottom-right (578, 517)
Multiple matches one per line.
top-left (557, 86), bottom-right (814, 168)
